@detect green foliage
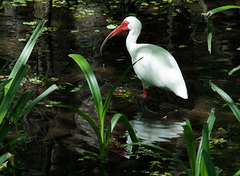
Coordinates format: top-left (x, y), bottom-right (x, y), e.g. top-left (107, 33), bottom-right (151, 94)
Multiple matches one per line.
top-left (228, 65), bottom-right (240, 75)
top-left (126, 109), bottom-right (217, 176)
top-left (210, 81), bottom-right (240, 122)
top-left (205, 5), bottom-right (240, 53)
top-left (185, 109), bottom-right (216, 176)
top-left (0, 19), bottom-right (58, 169)
top-left (55, 54), bottom-right (138, 163)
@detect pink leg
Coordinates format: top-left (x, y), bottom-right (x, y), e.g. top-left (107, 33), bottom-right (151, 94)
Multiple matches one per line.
top-left (165, 91), bottom-right (170, 101)
top-left (136, 89), bottom-right (147, 99)
top-left (143, 89), bottom-right (147, 97)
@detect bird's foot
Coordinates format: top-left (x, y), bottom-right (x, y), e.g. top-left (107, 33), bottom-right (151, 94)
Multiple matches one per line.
top-left (135, 89), bottom-right (147, 100)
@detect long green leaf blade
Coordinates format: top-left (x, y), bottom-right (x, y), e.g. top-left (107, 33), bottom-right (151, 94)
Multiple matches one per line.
top-left (105, 113), bottom-right (138, 148)
top-left (207, 5), bottom-right (240, 18)
top-left (4, 135), bottom-right (26, 148)
top-left (228, 65), bottom-right (240, 75)
top-left (234, 170), bottom-right (240, 176)
top-left (207, 19), bottom-right (213, 54)
top-left (7, 19), bottom-right (46, 89)
top-left (8, 91), bottom-right (33, 122)
top-left (183, 119), bottom-right (196, 175)
top-left (0, 65), bottom-right (29, 124)
top-left (206, 108), bottom-right (216, 137)
top-left (195, 109), bottom-right (215, 176)
top-left (17, 84), bottom-right (58, 122)
top-left (210, 81), bottom-right (240, 122)
top-left (68, 54), bottom-right (103, 122)
top-left (202, 150), bottom-right (216, 176)
top-left (200, 124), bottom-right (209, 176)
top-left (0, 153), bottom-right (12, 165)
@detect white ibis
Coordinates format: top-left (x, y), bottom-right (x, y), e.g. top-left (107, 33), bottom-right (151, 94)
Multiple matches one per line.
top-left (100, 16), bottom-right (188, 99)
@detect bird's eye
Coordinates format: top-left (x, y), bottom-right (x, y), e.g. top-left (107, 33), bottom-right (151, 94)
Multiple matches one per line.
top-left (124, 22), bottom-right (127, 25)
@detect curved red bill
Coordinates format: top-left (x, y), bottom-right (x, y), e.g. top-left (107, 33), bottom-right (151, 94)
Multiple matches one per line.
top-left (100, 20), bottom-right (129, 52)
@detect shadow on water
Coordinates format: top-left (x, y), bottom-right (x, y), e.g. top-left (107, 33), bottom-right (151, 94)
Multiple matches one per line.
top-left (1, 0), bottom-right (240, 175)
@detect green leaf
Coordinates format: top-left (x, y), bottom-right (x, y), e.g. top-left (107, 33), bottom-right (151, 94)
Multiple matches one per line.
top-left (206, 5), bottom-right (240, 54)
top-left (200, 124), bottom-right (209, 175)
top-left (7, 19), bottom-right (46, 89)
top-left (195, 109), bottom-right (215, 176)
top-left (4, 135), bottom-right (26, 148)
top-left (106, 24), bottom-right (117, 29)
top-left (206, 5), bottom-right (240, 18)
top-left (0, 153), bottom-right (12, 165)
top-left (105, 113), bottom-right (138, 148)
top-left (17, 84), bottom-right (58, 122)
top-left (207, 19), bottom-right (213, 54)
top-left (228, 65), bottom-right (240, 75)
top-left (183, 119), bottom-right (196, 175)
top-left (206, 108), bottom-right (216, 137)
top-left (7, 91), bottom-right (33, 122)
top-left (234, 170), bottom-right (240, 176)
top-left (0, 65), bottom-right (29, 124)
top-left (210, 81), bottom-right (240, 122)
top-left (68, 54), bottom-right (103, 122)
top-left (202, 150), bottom-right (216, 176)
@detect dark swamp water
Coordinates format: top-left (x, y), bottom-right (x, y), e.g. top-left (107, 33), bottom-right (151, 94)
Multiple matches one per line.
top-left (1, 0), bottom-right (240, 175)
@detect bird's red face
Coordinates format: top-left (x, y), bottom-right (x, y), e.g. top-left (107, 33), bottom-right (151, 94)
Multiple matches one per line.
top-left (100, 20), bottom-right (130, 52)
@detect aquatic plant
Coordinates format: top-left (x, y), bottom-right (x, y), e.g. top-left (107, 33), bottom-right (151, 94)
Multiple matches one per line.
top-left (125, 109), bottom-right (217, 176)
top-left (0, 19), bottom-right (58, 168)
top-left (204, 5), bottom-right (240, 54)
top-left (56, 54), bottom-right (138, 164)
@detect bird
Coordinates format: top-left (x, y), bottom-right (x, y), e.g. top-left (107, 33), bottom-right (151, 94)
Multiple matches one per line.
top-left (100, 16), bottom-right (188, 99)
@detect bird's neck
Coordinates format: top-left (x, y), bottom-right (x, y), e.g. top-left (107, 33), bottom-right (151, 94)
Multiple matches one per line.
top-left (126, 28), bottom-right (141, 54)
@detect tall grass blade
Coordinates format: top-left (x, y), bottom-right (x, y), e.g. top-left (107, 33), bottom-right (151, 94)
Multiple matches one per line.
top-left (4, 135), bottom-right (26, 148)
top-left (7, 19), bottom-right (46, 89)
top-left (68, 54), bottom-right (103, 123)
top-left (228, 65), bottom-right (240, 75)
top-left (206, 5), bottom-right (240, 18)
top-left (206, 108), bottom-right (216, 137)
top-left (195, 109), bottom-right (215, 176)
top-left (16, 84), bottom-right (58, 122)
top-left (0, 65), bottom-right (29, 124)
top-left (210, 81), bottom-right (240, 122)
top-left (124, 143), bottom-right (191, 176)
top-left (183, 119), bottom-right (196, 175)
top-left (8, 91), bottom-right (33, 122)
top-left (206, 5), bottom-right (240, 54)
top-left (202, 150), bottom-right (216, 176)
top-left (200, 124), bottom-right (209, 175)
top-left (105, 113), bottom-right (138, 148)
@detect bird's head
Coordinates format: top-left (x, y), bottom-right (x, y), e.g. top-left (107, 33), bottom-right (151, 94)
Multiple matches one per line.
top-left (100, 16), bottom-right (142, 52)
